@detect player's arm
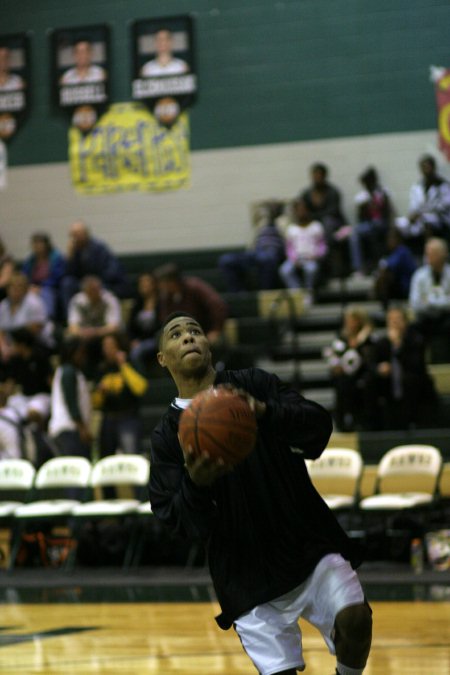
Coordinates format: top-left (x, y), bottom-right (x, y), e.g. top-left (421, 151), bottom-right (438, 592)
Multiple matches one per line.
top-left (149, 427), bottom-right (217, 542)
top-left (245, 368), bottom-right (332, 459)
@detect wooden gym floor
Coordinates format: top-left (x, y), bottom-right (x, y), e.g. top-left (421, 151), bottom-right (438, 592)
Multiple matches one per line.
top-left (0, 566), bottom-right (449, 674)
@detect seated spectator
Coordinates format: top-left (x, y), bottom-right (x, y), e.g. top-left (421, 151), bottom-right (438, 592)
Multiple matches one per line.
top-left (323, 306), bottom-right (377, 431)
top-left (61, 220), bottom-right (129, 315)
top-left (374, 229), bottom-right (417, 309)
top-left (278, 198), bottom-right (328, 304)
top-left (395, 155), bottom-right (450, 257)
top-left (218, 200), bottom-right (286, 292)
top-left (350, 167), bottom-right (392, 275)
top-left (92, 333), bottom-right (148, 495)
top-left (0, 385), bottom-right (24, 460)
top-left (127, 272), bottom-right (160, 373)
top-left (0, 237), bottom-right (15, 302)
top-left (153, 263), bottom-right (227, 345)
top-left (48, 336), bottom-right (92, 459)
top-left (0, 271), bottom-right (53, 359)
top-left (299, 162), bottom-right (350, 277)
top-left (409, 237), bottom-right (450, 361)
top-left (1, 327), bottom-right (53, 429)
top-left (67, 275), bottom-right (122, 376)
top-left (370, 305), bottom-right (438, 430)
top-left (22, 232), bottom-right (66, 319)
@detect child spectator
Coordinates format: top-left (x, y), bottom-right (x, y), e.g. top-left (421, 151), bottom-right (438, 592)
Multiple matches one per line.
top-left (279, 199), bottom-right (328, 305)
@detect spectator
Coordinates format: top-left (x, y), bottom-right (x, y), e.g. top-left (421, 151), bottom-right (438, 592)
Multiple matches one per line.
top-left (0, 271), bottom-right (53, 359)
top-left (370, 305), bottom-right (437, 430)
top-left (0, 237), bottom-right (15, 302)
top-left (92, 332), bottom-right (148, 497)
top-left (395, 155), bottom-right (450, 257)
top-left (0, 385), bottom-right (24, 460)
top-left (218, 200), bottom-right (286, 292)
top-left (61, 220), bottom-right (129, 315)
top-left (323, 306), bottom-right (377, 431)
top-left (350, 167), bottom-right (392, 275)
top-left (374, 229), bottom-right (417, 309)
top-left (48, 337), bottom-right (92, 459)
top-left (299, 162), bottom-right (350, 277)
top-left (278, 198), bottom-right (328, 304)
top-left (154, 263), bottom-right (227, 346)
top-left (22, 232), bottom-right (66, 319)
top-left (1, 327), bottom-right (53, 429)
top-left (67, 275), bottom-right (122, 375)
top-left (409, 237), bottom-right (450, 361)
top-left (127, 272), bottom-right (160, 373)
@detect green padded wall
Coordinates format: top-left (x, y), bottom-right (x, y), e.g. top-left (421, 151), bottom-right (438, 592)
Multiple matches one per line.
top-left (3, 0), bottom-right (449, 166)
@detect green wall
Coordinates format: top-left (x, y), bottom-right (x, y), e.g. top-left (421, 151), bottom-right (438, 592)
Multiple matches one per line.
top-left (3, 0), bottom-right (449, 166)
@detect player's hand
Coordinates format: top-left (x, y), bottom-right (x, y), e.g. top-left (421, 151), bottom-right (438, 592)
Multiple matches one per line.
top-left (182, 444), bottom-right (230, 487)
top-left (219, 384), bottom-right (267, 419)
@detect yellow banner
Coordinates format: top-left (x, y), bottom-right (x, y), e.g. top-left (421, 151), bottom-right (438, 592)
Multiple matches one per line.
top-left (69, 102), bottom-right (190, 194)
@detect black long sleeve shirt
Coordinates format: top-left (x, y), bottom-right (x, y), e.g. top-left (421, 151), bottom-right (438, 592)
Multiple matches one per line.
top-left (149, 367), bottom-right (361, 629)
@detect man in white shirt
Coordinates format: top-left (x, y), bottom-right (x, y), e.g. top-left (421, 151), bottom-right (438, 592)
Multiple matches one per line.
top-left (61, 40), bottom-right (106, 85)
top-left (67, 275), bottom-right (122, 376)
top-left (141, 29), bottom-right (188, 77)
top-left (0, 46), bottom-right (24, 91)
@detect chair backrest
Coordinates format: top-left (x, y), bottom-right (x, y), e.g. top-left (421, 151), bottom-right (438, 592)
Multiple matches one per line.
top-left (377, 445), bottom-right (443, 495)
top-left (35, 456), bottom-right (92, 489)
top-left (0, 459), bottom-right (35, 491)
top-left (306, 448), bottom-right (363, 496)
top-left (90, 455), bottom-right (150, 488)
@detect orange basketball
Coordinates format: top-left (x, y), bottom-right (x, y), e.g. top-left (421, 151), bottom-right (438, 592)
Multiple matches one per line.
top-left (178, 386), bottom-right (258, 466)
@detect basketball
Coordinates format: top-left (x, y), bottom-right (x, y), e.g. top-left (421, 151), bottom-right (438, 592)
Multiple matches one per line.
top-left (178, 386), bottom-right (258, 466)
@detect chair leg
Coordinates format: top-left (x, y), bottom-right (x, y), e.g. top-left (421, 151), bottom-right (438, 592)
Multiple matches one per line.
top-left (123, 519), bottom-right (140, 570)
top-left (7, 521), bottom-right (25, 572)
top-left (62, 519), bottom-right (80, 572)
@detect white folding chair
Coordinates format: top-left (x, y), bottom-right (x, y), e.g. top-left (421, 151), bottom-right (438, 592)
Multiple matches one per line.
top-left (0, 459), bottom-right (36, 520)
top-left (8, 456), bottom-right (92, 569)
top-left (359, 445), bottom-right (443, 511)
top-left (306, 448), bottom-right (363, 510)
top-left (69, 454), bottom-right (150, 569)
top-left (71, 454), bottom-right (150, 518)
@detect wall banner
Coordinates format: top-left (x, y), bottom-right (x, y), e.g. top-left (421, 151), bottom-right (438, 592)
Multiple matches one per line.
top-left (68, 101), bottom-right (190, 194)
top-left (434, 68), bottom-right (450, 161)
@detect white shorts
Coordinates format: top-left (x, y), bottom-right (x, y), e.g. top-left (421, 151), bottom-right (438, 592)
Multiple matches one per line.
top-left (234, 553), bottom-right (365, 675)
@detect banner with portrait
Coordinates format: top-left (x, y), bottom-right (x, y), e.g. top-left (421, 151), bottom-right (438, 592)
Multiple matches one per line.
top-left (51, 24), bottom-right (110, 132)
top-left (68, 102), bottom-right (190, 194)
top-left (0, 33), bottom-right (30, 140)
top-left (434, 68), bottom-right (450, 161)
top-left (131, 15), bottom-right (196, 126)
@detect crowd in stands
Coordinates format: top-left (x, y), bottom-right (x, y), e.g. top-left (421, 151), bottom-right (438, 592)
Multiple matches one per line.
top-left (0, 223), bottom-right (228, 467)
top-left (1, 150), bottom-right (450, 462)
top-left (218, 152), bottom-right (450, 432)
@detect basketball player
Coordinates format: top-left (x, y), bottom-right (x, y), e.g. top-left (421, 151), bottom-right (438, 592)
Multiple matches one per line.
top-left (140, 28), bottom-right (188, 77)
top-left (60, 39), bottom-right (106, 85)
top-left (150, 312), bottom-right (372, 675)
top-left (0, 46), bottom-right (24, 91)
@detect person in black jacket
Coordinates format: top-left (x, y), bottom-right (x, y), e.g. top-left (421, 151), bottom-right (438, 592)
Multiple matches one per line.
top-left (370, 305), bottom-right (438, 430)
top-left (150, 312), bottom-right (372, 675)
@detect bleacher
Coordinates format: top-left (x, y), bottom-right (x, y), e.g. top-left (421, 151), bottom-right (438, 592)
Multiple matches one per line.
top-left (120, 247), bottom-right (450, 462)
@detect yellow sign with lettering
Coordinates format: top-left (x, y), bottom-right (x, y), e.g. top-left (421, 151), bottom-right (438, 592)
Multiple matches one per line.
top-left (69, 102), bottom-right (190, 194)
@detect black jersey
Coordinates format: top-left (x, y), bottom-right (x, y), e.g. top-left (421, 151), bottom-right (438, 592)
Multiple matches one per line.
top-left (149, 367), bottom-right (362, 629)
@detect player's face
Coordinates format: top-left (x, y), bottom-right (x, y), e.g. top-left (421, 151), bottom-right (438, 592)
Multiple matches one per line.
top-left (155, 31), bottom-right (173, 57)
top-left (74, 42), bottom-right (92, 69)
top-left (158, 317), bottom-right (211, 376)
top-left (0, 48), bottom-right (10, 73)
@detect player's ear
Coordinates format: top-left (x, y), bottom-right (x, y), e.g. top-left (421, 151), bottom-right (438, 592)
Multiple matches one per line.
top-left (157, 351), bottom-right (166, 368)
